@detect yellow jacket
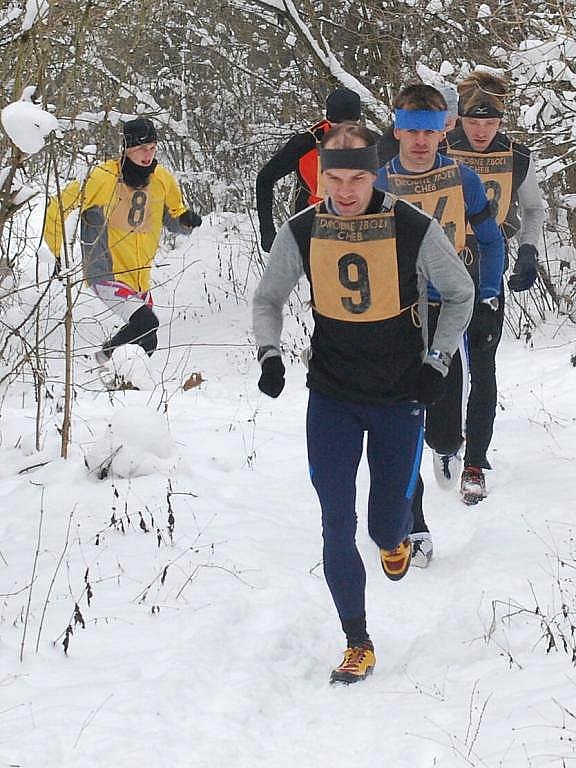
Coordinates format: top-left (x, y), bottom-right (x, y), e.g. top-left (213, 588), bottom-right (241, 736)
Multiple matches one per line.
top-left (44, 159), bottom-right (189, 292)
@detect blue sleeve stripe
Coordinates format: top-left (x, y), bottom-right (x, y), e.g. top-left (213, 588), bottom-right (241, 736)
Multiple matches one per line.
top-left (459, 163), bottom-right (490, 216)
top-left (374, 166), bottom-right (389, 191)
top-left (405, 424), bottom-right (425, 500)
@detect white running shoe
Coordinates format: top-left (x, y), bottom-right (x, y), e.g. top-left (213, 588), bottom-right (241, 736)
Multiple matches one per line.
top-left (409, 532), bottom-right (433, 568)
top-left (432, 450), bottom-right (462, 490)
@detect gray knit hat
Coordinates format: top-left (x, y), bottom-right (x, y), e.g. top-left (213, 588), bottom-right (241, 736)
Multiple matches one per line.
top-left (437, 85), bottom-right (459, 120)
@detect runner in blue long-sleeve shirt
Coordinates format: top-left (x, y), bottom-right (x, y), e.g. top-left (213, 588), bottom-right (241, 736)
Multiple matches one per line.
top-left (375, 84), bottom-right (505, 566)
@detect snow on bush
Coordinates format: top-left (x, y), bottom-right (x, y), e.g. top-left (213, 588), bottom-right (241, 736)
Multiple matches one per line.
top-left (1, 88), bottom-right (59, 154)
top-left (85, 405), bottom-right (178, 479)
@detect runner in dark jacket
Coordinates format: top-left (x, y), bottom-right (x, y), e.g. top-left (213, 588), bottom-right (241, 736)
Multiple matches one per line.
top-left (256, 88), bottom-right (382, 252)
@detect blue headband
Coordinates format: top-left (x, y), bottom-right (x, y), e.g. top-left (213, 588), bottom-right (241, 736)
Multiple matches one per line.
top-left (394, 109), bottom-right (448, 131)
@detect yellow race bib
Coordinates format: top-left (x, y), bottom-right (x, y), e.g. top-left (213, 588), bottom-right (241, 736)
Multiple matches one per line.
top-left (447, 148), bottom-right (513, 228)
top-left (107, 183), bottom-right (154, 233)
top-left (386, 164), bottom-right (466, 252)
top-left (309, 212), bottom-right (401, 322)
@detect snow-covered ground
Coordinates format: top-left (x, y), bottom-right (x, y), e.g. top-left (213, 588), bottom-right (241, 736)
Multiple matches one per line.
top-left (1, 216), bottom-right (576, 768)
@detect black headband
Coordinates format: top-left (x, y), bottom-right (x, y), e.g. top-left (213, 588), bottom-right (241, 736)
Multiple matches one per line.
top-left (458, 100), bottom-right (504, 119)
top-left (319, 145), bottom-right (379, 174)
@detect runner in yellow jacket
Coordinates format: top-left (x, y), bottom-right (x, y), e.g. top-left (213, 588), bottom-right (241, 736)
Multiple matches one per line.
top-left (44, 117), bottom-right (202, 362)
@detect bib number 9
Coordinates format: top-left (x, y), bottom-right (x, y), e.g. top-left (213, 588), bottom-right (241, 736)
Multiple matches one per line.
top-left (483, 180), bottom-right (502, 219)
top-left (338, 253), bottom-right (371, 314)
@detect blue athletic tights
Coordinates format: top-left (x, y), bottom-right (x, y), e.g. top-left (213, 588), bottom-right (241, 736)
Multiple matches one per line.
top-left (306, 390), bottom-right (424, 622)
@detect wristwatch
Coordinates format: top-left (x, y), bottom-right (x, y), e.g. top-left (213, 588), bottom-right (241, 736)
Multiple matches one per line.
top-left (257, 345), bottom-right (280, 363)
top-left (428, 349), bottom-right (452, 368)
top-left (481, 297), bottom-right (499, 311)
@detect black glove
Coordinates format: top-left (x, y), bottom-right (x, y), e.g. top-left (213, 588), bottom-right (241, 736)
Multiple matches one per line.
top-left (179, 210), bottom-right (202, 229)
top-left (258, 356), bottom-right (285, 398)
top-left (260, 228), bottom-right (276, 252)
top-left (508, 244), bottom-right (538, 292)
top-left (415, 363), bottom-right (446, 406)
top-left (468, 300), bottom-right (500, 349)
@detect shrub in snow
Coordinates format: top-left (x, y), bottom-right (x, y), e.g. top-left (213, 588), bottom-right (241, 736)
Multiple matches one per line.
top-left (101, 345), bottom-right (156, 392)
top-left (85, 405), bottom-right (178, 479)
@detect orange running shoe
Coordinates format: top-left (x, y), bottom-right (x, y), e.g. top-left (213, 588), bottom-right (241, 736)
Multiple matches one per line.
top-left (329, 644), bottom-right (376, 685)
top-left (380, 537), bottom-right (412, 581)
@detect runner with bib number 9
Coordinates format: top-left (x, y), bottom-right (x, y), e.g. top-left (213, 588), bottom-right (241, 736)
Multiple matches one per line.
top-left (443, 71), bottom-right (546, 504)
top-left (252, 122), bottom-right (474, 685)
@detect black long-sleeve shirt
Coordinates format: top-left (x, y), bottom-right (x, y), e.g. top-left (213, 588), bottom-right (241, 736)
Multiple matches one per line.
top-left (256, 124), bottom-right (386, 244)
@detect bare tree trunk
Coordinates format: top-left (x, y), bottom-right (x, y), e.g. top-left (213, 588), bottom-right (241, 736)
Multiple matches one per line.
top-left (48, 139), bottom-right (74, 459)
top-left (60, 275), bottom-right (74, 459)
top-left (34, 306), bottom-right (44, 452)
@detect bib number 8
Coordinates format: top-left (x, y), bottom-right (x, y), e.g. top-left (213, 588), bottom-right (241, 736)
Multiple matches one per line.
top-left (128, 190), bottom-right (147, 228)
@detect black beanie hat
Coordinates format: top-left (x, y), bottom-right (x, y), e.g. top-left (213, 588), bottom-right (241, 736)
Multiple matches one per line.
top-left (325, 88), bottom-right (361, 123)
top-left (123, 118), bottom-right (158, 148)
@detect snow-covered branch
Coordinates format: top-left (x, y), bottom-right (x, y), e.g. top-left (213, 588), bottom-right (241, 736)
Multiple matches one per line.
top-left (235, 0), bottom-right (390, 124)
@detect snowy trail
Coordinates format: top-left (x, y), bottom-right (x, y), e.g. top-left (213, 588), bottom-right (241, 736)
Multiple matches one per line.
top-left (3, 343), bottom-right (574, 768)
top-left (2, 223), bottom-right (576, 767)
